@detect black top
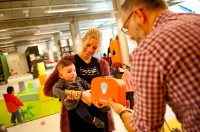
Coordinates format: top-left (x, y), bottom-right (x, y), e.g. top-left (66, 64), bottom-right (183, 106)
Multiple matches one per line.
top-left (75, 54), bottom-right (101, 84)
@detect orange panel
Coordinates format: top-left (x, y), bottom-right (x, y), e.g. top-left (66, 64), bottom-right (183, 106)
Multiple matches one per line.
top-left (91, 77), bottom-right (126, 106)
top-left (39, 75), bottom-right (47, 86)
top-left (110, 40), bottom-right (122, 64)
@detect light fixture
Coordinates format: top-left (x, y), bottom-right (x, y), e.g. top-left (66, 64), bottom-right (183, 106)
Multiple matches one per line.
top-left (3, 52), bottom-right (8, 56)
top-left (44, 7), bottom-right (89, 13)
top-left (0, 44), bottom-right (15, 48)
top-left (0, 14), bottom-right (4, 17)
top-left (0, 36), bottom-right (11, 40)
top-left (22, 9), bottom-right (30, 17)
top-left (0, 41), bottom-right (13, 45)
top-left (34, 31), bottom-right (60, 35)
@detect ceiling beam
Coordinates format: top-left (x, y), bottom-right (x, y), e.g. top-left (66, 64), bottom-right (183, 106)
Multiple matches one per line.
top-left (0, 1), bottom-right (112, 11)
top-left (0, 12), bottom-right (112, 31)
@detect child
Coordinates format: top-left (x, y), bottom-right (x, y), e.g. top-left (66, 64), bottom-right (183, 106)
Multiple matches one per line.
top-left (3, 86), bottom-right (24, 125)
top-left (52, 60), bottom-right (110, 128)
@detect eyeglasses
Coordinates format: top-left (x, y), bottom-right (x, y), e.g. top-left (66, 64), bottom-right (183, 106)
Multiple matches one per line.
top-left (121, 12), bottom-right (133, 35)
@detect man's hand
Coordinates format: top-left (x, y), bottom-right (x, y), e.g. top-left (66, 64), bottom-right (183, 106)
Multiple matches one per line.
top-left (108, 98), bottom-right (126, 114)
top-left (92, 100), bottom-right (106, 108)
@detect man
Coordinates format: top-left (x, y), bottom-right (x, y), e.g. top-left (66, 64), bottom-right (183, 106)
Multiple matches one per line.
top-left (109, 0), bottom-right (200, 131)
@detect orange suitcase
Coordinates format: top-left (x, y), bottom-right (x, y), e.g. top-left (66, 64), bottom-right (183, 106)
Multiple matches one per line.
top-left (91, 77), bottom-right (126, 106)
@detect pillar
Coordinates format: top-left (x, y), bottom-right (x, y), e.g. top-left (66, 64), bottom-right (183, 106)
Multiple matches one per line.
top-left (53, 33), bottom-right (61, 60)
top-left (46, 40), bottom-right (54, 62)
top-left (69, 21), bottom-right (82, 54)
top-left (112, 0), bottom-right (130, 67)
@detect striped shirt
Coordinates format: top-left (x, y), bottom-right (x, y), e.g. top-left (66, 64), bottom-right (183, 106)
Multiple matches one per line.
top-left (130, 10), bottom-right (200, 132)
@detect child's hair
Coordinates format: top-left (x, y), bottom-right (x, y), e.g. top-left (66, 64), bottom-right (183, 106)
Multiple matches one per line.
top-left (7, 86), bottom-right (14, 94)
top-left (57, 60), bottom-right (73, 72)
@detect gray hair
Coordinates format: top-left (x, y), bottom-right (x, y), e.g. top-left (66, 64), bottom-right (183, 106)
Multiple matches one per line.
top-left (121, 0), bottom-right (168, 12)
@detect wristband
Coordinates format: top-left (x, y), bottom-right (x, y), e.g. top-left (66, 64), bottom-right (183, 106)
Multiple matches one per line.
top-left (119, 109), bottom-right (133, 119)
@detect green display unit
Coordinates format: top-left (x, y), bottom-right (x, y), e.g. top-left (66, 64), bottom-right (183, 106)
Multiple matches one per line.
top-left (0, 52), bottom-right (9, 85)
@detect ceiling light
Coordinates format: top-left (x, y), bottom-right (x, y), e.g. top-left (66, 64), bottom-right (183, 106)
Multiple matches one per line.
top-left (3, 52), bottom-right (8, 56)
top-left (0, 41), bottom-right (13, 45)
top-left (30, 40), bottom-right (48, 43)
top-left (0, 29), bottom-right (9, 32)
top-left (22, 9), bottom-right (30, 17)
top-left (34, 31), bottom-right (60, 35)
top-left (0, 36), bottom-right (11, 40)
top-left (0, 44), bottom-right (15, 48)
top-left (44, 7), bottom-right (89, 13)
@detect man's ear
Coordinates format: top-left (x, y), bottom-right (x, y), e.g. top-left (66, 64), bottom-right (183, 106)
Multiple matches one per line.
top-left (133, 8), bottom-right (145, 25)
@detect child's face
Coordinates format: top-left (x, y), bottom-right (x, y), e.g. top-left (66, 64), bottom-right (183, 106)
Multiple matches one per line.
top-left (59, 64), bottom-right (77, 82)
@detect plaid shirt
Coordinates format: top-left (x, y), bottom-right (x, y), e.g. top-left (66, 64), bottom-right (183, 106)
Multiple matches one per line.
top-left (130, 10), bottom-right (200, 132)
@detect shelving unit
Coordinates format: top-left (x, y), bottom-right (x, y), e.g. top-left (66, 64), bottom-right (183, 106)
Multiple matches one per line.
top-left (53, 52), bottom-right (58, 62)
top-left (40, 53), bottom-right (49, 63)
top-left (0, 53), bottom-right (9, 85)
top-left (25, 46), bottom-right (43, 78)
top-left (60, 39), bottom-right (74, 57)
top-left (0, 74), bottom-right (6, 85)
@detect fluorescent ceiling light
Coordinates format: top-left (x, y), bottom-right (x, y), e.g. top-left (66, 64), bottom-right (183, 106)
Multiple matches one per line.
top-left (30, 40), bottom-right (48, 43)
top-left (34, 31), bottom-right (60, 35)
top-left (0, 29), bottom-right (9, 32)
top-left (0, 41), bottom-right (13, 45)
top-left (0, 44), bottom-right (15, 48)
top-left (0, 37), bottom-right (11, 40)
top-left (44, 7), bottom-right (89, 13)
top-left (3, 52), bottom-right (8, 56)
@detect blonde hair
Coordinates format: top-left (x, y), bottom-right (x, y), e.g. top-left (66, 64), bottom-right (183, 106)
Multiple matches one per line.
top-left (82, 28), bottom-right (102, 46)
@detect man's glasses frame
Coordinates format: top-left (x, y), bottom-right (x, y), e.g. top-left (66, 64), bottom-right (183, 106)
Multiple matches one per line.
top-left (121, 12), bottom-right (133, 35)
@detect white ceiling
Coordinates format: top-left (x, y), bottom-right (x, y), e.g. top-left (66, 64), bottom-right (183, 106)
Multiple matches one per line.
top-left (0, 0), bottom-right (116, 53)
top-left (0, 0), bottom-right (189, 53)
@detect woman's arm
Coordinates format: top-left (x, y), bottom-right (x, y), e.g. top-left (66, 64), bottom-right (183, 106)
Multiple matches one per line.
top-left (44, 69), bottom-right (59, 97)
top-left (52, 79), bottom-right (68, 100)
top-left (65, 89), bottom-right (92, 106)
top-left (99, 58), bottom-right (110, 76)
top-left (44, 55), bottom-right (75, 97)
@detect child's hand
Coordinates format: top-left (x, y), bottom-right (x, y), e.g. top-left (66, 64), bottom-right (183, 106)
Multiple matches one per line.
top-left (64, 96), bottom-right (70, 102)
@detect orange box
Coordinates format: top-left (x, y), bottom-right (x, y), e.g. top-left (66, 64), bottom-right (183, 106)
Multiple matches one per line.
top-left (39, 75), bottom-right (47, 86)
top-left (91, 77), bottom-right (126, 106)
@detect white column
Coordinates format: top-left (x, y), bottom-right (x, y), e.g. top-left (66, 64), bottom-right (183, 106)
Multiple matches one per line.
top-left (69, 21), bottom-right (82, 54)
top-left (53, 33), bottom-right (61, 60)
top-left (46, 40), bottom-right (54, 62)
top-left (112, 0), bottom-right (130, 67)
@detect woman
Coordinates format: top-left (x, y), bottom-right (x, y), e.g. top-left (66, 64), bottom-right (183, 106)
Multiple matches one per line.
top-left (44, 28), bottom-right (115, 132)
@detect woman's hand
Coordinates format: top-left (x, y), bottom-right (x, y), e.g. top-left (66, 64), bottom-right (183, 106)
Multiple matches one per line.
top-left (93, 100), bottom-right (106, 108)
top-left (81, 90), bottom-right (92, 106)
